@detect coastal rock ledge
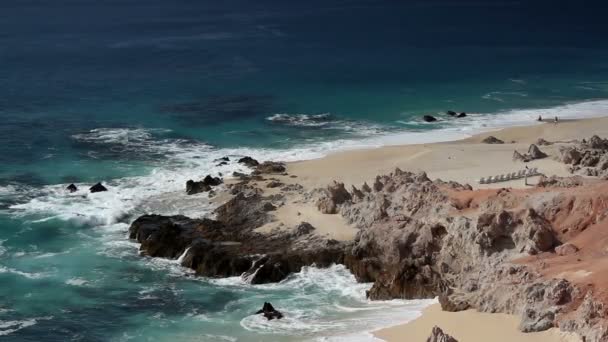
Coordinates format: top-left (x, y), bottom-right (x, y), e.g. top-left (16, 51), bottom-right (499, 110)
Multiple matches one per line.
top-left (129, 167), bottom-right (608, 341)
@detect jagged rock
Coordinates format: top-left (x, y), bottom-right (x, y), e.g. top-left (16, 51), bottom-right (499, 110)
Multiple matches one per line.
top-left (528, 144), bottom-right (548, 160)
top-left (361, 182), bottom-right (372, 193)
top-left (519, 307), bottom-right (555, 332)
top-left (256, 161), bottom-right (286, 174)
top-left (294, 222), bottom-right (315, 236)
top-left (456, 112), bottom-right (467, 118)
top-left (255, 302), bottom-right (283, 320)
top-left (559, 146), bottom-right (582, 165)
top-left (316, 182), bottom-right (352, 214)
top-left (351, 185), bottom-right (365, 200)
top-left (481, 136), bottom-right (504, 144)
top-left (556, 243), bottom-right (579, 256)
top-left (66, 184), bottom-right (78, 193)
top-left (423, 115), bottom-right (438, 122)
top-left (588, 135), bottom-right (608, 150)
top-left (439, 293), bottom-right (470, 312)
top-left (513, 150), bottom-right (529, 162)
top-left (186, 180), bottom-right (211, 195)
top-left (446, 110), bottom-right (457, 116)
top-left (238, 156), bottom-right (259, 167)
top-left (427, 326), bottom-right (458, 342)
top-left (262, 202), bottom-right (277, 211)
top-left (89, 182), bottom-right (107, 193)
top-left (216, 157), bottom-right (230, 162)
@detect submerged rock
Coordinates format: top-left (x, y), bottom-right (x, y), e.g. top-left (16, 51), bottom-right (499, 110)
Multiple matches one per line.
top-left (255, 302), bottom-right (283, 320)
top-left (446, 110), bottom-right (457, 116)
top-left (423, 115), bottom-right (438, 122)
top-left (456, 112), bottom-right (467, 118)
top-left (89, 182), bottom-right (107, 193)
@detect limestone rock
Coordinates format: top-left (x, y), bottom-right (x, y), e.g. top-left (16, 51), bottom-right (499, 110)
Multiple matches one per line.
top-left (528, 144), bottom-right (548, 160)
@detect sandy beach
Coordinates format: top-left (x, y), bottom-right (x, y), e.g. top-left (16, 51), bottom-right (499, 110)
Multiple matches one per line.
top-left (259, 116), bottom-right (608, 341)
top-left (373, 304), bottom-right (581, 342)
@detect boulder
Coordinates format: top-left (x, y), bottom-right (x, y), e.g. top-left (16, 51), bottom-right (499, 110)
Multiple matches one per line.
top-left (203, 175), bottom-right (222, 186)
top-left (294, 222), bottom-right (315, 236)
top-left (427, 326), bottom-right (458, 342)
top-left (556, 243), bottom-right (579, 256)
top-left (559, 147), bottom-right (582, 165)
top-left (255, 302), bottom-right (284, 320)
top-left (456, 112), bottom-right (467, 118)
top-left (439, 294), bottom-right (470, 312)
top-left (89, 182), bottom-right (107, 193)
top-left (186, 180), bottom-right (211, 195)
top-left (446, 110), bottom-right (457, 116)
top-left (66, 184), bottom-right (78, 193)
top-left (316, 182), bottom-right (352, 214)
top-left (481, 136), bottom-right (504, 144)
top-left (423, 115), bottom-right (438, 122)
top-left (528, 144), bottom-right (548, 160)
top-left (238, 156), bottom-right (260, 167)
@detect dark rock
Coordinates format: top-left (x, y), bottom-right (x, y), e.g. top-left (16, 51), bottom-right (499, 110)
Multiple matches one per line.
top-left (481, 136), bottom-right (504, 144)
top-left (423, 115), bottom-right (438, 122)
top-left (66, 184), bottom-right (78, 193)
top-left (216, 161), bottom-right (228, 166)
top-left (262, 202), bottom-right (277, 211)
top-left (255, 302), bottom-right (283, 320)
top-left (186, 180), bottom-right (211, 195)
top-left (446, 110), bottom-right (457, 116)
top-left (203, 175), bottom-right (223, 186)
top-left (294, 222), bottom-right (315, 236)
top-left (588, 135), bottom-right (608, 150)
top-left (215, 157), bottom-right (230, 162)
top-left (456, 112), bottom-right (467, 118)
top-left (238, 156), bottom-right (259, 167)
top-left (427, 326), bottom-right (458, 342)
top-left (89, 182), bottom-right (107, 193)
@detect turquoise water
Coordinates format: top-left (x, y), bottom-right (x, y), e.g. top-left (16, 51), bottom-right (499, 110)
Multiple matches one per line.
top-left (2, 0), bottom-right (608, 340)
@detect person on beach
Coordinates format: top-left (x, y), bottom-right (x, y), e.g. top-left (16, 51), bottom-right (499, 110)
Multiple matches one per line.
top-left (537, 115), bottom-right (542, 122)
top-left (554, 116), bottom-right (559, 124)
top-left (524, 165), bottom-right (529, 186)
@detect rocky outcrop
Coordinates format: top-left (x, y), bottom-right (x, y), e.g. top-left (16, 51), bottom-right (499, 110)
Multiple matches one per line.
top-left (316, 182), bottom-right (352, 214)
top-left (238, 156), bottom-right (260, 167)
top-left (513, 144), bottom-right (547, 162)
top-left (427, 326), bottom-right (458, 342)
top-left (89, 182), bottom-right (107, 193)
top-left (536, 175), bottom-right (582, 188)
top-left (186, 175), bottom-right (223, 195)
top-left (559, 135), bottom-right (608, 179)
top-left (255, 302), bottom-right (283, 320)
top-left (423, 115), bottom-right (438, 122)
top-left (481, 136), bottom-right (504, 144)
top-left (255, 161), bottom-right (286, 174)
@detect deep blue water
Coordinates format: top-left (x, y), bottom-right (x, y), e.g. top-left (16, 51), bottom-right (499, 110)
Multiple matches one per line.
top-left (1, 1), bottom-right (608, 340)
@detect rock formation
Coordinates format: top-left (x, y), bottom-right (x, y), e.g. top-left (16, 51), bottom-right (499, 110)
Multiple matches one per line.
top-left (128, 164), bottom-right (608, 340)
top-left (255, 302), bottom-right (283, 320)
top-left (513, 144), bottom-right (547, 162)
top-left (89, 182), bottom-right (107, 193)
top-left (186, 175), bottom-right (222, 195)
top-left (481, 136), bottom-right (504, 144)
top-left (427, 326), bottom-right (458, 342)
top-left (423, 115), bottom-right (438, 122)
top-left (238, 156), bottom-right (260, 167)
top-left (559, 135), bottom-right (608, 179)
top-left (66, 184), bottom-right (78, 193)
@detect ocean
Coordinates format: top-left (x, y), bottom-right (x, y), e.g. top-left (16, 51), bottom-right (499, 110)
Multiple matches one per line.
top-left (1, 0), bottom-right (608, 340)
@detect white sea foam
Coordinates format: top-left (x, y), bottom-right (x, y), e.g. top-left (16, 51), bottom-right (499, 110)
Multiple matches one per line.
top-left (65, 277), bottom-right (88, 286)
top-left (0, 318), bottom-right (40, 336)
top-left (0, 266), bottom-right (49, 279)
